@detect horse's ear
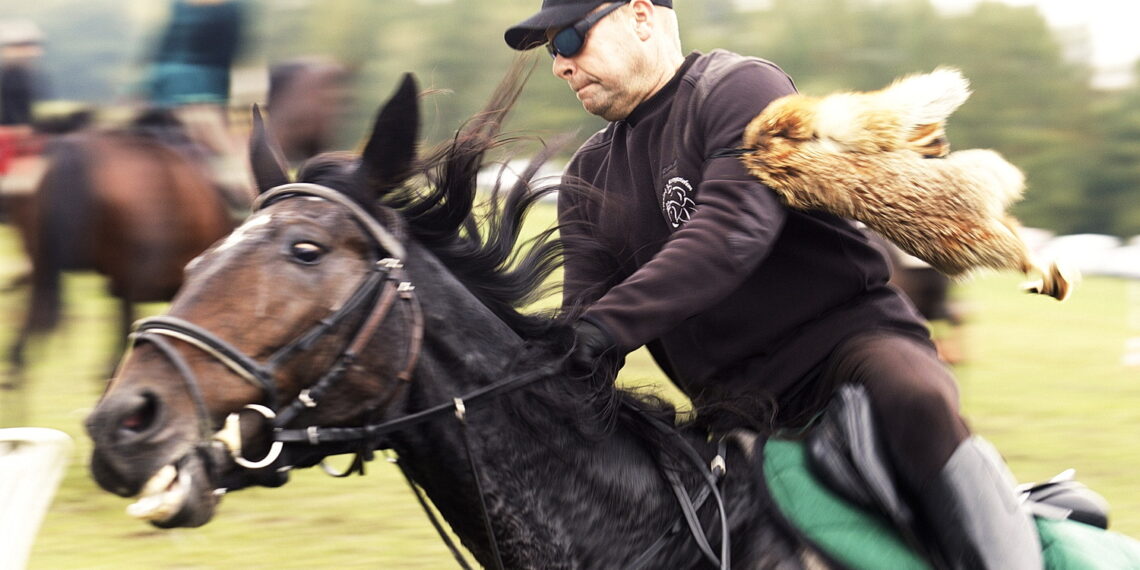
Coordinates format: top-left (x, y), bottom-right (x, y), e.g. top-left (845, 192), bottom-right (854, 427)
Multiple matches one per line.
top-left (356, 73), bottom-right (419, 192)
top-left (249, 104), bottom-right (291, 193)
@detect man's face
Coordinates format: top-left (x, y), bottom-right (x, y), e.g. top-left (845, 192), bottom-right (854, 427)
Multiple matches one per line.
top-left (548, 3), bottom-right (654, 121)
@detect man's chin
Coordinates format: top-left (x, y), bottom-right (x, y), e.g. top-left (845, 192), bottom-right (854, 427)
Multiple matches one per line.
top-left (580, 94), bottom-right (631, 122)
top-left (580, 98), bottom-right (615, 121)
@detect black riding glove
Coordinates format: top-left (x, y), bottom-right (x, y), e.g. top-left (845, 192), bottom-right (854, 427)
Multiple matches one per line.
top-left (568, 319), bottom-right (621, 377)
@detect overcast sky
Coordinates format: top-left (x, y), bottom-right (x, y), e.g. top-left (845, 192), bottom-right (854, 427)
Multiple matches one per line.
top-left (930, 0), bottom-right (1139, 72)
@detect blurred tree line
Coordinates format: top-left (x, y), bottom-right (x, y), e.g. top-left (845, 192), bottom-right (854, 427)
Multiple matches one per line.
top-left (3, 0), bottom-right (1139, 237)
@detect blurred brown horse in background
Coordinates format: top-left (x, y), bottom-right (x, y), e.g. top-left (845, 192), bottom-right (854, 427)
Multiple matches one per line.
top-left (2, 57), bottom-right (349, 389)
top-left (266, 57), bottom-right (350, 166)
top-left (3, 111), bottom-right (238, 387)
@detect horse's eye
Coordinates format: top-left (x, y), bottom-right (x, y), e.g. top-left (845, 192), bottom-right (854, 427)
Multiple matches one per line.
top-left (290, 241), bottom-right (326, 264)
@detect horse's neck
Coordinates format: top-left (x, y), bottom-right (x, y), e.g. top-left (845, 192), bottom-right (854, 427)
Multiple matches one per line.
top-left (386, 257), bottom-right (688, 566)
top-left (393, 391), bottom-right (688, 568)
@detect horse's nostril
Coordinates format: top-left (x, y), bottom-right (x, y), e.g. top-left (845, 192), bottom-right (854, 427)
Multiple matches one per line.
top-left (120, 392), bottom-right (159, 435)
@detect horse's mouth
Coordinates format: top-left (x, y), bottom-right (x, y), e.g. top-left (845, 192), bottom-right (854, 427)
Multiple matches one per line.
top-left (117, 451), bottom-right (222, 529)
top-left (91, 416), bottom-right (293, 528)
top-left (127, 463), bottom-right (200, 523)
top-left (116, 444), bottom-right (289, 528)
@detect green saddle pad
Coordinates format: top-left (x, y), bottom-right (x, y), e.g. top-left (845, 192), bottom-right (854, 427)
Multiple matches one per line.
top-left (762, 438), bottom-right (1140, 569)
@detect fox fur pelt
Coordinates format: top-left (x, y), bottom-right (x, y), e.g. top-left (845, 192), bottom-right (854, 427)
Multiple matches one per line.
top-left (740, 68), bottom-right (1073, 300)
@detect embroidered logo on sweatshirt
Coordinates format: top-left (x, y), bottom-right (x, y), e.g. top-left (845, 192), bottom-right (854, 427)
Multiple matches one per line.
top-left (663, 177), bottom-right (695, 229)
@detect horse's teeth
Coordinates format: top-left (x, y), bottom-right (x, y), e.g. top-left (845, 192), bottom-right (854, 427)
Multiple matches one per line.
top-left (126, 495), bottom-right (163, 519)
top-left (126, 465), bottom-right (188, 521)
top-left (136, 465), bottom-right (177, 498)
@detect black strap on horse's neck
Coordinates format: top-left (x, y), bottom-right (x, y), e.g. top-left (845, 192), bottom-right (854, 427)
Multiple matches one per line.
top-left (454, 399), bottom-right (506, 570)
top-left (632, 408), bottom-right (732, 570)
top-left (376, 383), bottom-right (731, 570)
top-left (392, 454), bottom-right (478, 570)
top-left (341, 361), bottom-right (562, 570)
top-left (626, 449), bottom-right (723, 570)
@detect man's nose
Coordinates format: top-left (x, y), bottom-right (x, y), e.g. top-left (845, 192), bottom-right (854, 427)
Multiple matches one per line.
top-left (552, 55), bottom-right (573, 79)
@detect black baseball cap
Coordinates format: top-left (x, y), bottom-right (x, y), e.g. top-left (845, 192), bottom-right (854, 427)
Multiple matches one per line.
top-left (505, 0), bottom-right (674, 51)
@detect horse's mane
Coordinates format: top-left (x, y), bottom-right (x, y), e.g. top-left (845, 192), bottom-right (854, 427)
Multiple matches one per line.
top-left (505, 333), bottom-right (692, 450)
top-left (296, 60), bottom-right (693, 448)
top-left (297, 61), bottom-right (564, 339)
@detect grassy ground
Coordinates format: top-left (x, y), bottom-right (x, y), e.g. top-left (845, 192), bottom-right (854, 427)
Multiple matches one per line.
top-left (2, 217), bottom-right (1138, 568)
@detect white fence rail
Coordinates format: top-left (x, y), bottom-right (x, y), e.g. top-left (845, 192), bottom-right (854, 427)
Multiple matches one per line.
top-left (0, 428), bottom-right (72, 570)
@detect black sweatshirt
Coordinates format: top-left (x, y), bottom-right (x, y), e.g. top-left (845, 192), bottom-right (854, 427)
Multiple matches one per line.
top-left (559, 50), bottom-right (930, 409)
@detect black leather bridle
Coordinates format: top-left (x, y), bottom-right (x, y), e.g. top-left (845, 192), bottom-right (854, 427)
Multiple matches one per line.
top-left (124, 182), bottom-right (731, 569)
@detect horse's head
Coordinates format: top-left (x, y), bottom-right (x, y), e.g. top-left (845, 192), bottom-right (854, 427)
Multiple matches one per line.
top-left (267, 57), bottom-right (351, 163)
top-left (85, 75), bottom-right (425, 528)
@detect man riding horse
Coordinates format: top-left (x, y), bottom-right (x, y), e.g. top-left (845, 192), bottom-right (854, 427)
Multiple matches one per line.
top-left (504, 1), bottom-right (1039, 567)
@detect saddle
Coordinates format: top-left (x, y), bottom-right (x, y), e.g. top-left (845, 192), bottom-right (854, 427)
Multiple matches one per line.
top-left (760, 384), bottom-right (1127, 569)
top-left (806, 385), bottom-right (1110, 535)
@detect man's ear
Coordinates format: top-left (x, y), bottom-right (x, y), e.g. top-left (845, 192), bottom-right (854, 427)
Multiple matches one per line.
top-left (631, 0), bottom-right (653, 39)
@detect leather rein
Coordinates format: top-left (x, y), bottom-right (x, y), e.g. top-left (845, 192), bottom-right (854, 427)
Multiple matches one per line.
top-left (125, 182), bottom-right (731, 569)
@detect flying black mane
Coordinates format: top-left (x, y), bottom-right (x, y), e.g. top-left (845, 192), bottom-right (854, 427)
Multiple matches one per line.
top-left (295, 61), bottom-right (687, 445)
top-left (297, 62), bottom-right (564, 340)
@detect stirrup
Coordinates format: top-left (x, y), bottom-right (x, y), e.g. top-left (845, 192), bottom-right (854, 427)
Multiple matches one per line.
top-left (1019, 469), bottom-right (1110, 529)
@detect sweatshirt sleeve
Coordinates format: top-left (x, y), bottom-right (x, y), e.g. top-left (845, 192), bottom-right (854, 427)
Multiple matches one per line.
top-left (584, 61), bottom-right (797, 352)
top-left (559, 149), bottom-right (615, 314)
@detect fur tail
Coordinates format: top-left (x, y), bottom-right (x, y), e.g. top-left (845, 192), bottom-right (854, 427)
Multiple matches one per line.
top-left (882, 67), bottom-right (972, 127)
top-left (946, 149), bottom-right (1026, 208)
top-left (1021, 260), bottom-right (1079, 301)
top-left (811, 67), bottom-right (972, 155)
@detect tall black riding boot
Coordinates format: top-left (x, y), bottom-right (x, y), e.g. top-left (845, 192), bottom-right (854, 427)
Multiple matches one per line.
top-left (919, 437), bottom-right (1043, 570)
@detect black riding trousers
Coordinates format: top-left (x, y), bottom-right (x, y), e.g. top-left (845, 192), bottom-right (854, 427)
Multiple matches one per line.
top-left (814, 331), bottom-right (971, 494)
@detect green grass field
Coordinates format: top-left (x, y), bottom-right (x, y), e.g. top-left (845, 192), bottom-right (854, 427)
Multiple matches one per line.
top-left (2, 215), bottom-right (1138, 568)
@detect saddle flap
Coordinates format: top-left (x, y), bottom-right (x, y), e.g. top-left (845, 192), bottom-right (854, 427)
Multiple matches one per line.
top-left (805, 384), bottom-right (916, 531)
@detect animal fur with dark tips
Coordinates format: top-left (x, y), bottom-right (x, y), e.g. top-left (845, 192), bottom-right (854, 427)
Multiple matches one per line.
top-left (740, 68), bottom-right (1074, 300)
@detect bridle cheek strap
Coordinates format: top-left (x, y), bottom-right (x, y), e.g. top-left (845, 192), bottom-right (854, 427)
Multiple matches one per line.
top-left (397, 284), bottom-right (424, 382)
top-left (271, 261), bottom-right (421, 430)
top-left (343, 264), bottom-right (422, 383)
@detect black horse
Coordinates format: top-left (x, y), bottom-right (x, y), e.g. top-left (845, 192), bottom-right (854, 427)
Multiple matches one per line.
top-left (84, 64), bottom-right (1138, 568)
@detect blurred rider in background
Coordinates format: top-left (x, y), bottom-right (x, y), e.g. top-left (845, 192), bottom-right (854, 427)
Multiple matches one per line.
top-left (143, 0), bottom-right (250, 207)
top-left (0, 19), bottom-right (47, 211)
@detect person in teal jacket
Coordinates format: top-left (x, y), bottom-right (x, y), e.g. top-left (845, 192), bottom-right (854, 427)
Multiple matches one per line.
top-left (146, 0), bottom-right (246, 108)
top-left (143, 0), bottom-right (251, 208)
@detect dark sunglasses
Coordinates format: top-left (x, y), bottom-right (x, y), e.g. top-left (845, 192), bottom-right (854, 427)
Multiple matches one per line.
top-left (546, 2), bottom-right (626, 59)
